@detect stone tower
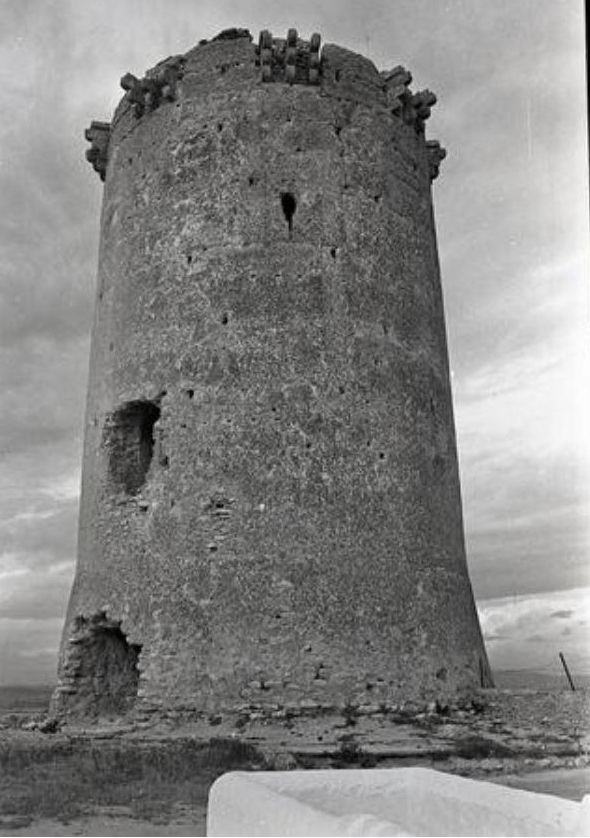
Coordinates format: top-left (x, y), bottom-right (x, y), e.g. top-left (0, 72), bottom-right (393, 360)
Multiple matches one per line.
top-left (54, 28), bottom-right (492, 719)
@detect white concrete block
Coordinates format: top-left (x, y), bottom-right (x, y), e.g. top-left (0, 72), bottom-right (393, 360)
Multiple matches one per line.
top-left (207, 767), bottom-right (586, 836)
top-left (575, 795), bottom-right (590, 837)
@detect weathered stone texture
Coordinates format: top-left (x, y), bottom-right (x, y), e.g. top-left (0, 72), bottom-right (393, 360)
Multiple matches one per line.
top-left (54, 30), bottom-right (492, 719)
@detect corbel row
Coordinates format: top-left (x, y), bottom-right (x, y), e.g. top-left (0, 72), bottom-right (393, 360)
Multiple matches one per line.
top-left (426, 141), bottom-right (447, 181)
top-left (258, 29), bottom-right (321, 85)
top-left (383, 65), bottom-right (437, 132)
top-left (120, 55), bottom-right (185, 118)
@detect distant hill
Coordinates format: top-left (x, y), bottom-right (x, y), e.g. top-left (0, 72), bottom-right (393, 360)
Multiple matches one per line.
top-left (493, 669), bottom-right (590, 691)
top-left (0, 674), bottom-right (588, 716)
top-left (0, 685), bottom-right (54, 713)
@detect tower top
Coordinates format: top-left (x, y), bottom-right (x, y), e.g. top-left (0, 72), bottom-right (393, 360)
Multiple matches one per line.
top-left (85, 27), bottom-right (446, 182)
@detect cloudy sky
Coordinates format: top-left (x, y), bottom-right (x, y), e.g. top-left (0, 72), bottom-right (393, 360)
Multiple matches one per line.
top-left (0, 0), bottom-right (588, 686)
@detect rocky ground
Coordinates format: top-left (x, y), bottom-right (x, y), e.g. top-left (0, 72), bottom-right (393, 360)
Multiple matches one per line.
top-left (0, 687), bottom-right (588, 835)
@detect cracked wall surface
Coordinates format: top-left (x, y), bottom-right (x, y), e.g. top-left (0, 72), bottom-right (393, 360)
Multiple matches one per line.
top-left (55, 28), bottom-right (492, 720)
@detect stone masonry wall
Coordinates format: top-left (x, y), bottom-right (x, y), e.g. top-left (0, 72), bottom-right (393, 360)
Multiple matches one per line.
top-left (54, 30), bottom-right (492, 719)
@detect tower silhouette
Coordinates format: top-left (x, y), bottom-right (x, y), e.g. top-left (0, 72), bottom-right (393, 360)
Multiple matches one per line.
top-left (54, 28), bottom-right (492, 719)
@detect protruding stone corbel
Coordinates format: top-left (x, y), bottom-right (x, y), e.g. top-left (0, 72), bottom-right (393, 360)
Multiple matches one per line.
top-left (426, 140), bottom-right (447, 181)
top-left (383, 65), bottom-right (412, 86)
top-left (120, 72), bottom-right (147, 117)
top-left (259, 30), bottom-right (273, 82)
top-left (84, 121), bottom-right (111, 181)
top-left (153, 55), bottom-right (185, 101)
top-left (383, 67), bottom-right (438, 132)
top-left (412, 89), bottom-right (437, 122)
top-left (285, 29), bottom-right (298, 84)
top-left (120, 56), bottom-right (185, 118)
top-left (383, 65), bottom-right (413, 115)
top-left (308, 33), bottom-right (321, 84)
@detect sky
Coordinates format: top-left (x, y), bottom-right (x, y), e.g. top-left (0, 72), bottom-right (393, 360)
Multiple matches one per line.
top-left (0, 0), bottom-right (588, 686)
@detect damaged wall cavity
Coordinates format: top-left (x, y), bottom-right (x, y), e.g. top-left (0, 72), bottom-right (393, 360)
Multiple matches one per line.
top-left (57, 612), bottom-right (141, 717)
top-left (104, 400), bottom-right (160, 494)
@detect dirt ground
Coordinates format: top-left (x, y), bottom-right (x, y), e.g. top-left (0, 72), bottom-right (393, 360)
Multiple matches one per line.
top-left (0, 687), bottom-right (588, 836)
top-left (0, 808), bottom-right (206, 837)
top-left (1, 769), bottom-right (589, 837)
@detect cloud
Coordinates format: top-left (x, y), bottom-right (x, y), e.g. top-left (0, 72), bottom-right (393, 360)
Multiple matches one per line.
top-left (0, 493), bottom-right (77, 626)
top-left (0, 0), bottom-right (587, 685)
top-left (0, 340), bottom-right (89, 465)
top-left (0, 50), bottom-right (98, 351)
top-left (0, 563), bottom-right (73, 620)
top-left (0, 455), bottom-right (80, 635)
top-left (478, 586), bottom-right (590, 674)
top-left (452, 258), bottom-right (590, 598)
top-left (0, 12), bottom-right (95, 470)
top-left (0, 618), bottom-right (63, 686)
top-left (0, 500), bottom-right (78, 572)
top-left (418, 1), bottom-right (590, 602)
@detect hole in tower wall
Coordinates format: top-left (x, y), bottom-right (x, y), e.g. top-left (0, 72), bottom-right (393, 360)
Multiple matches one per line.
top-left (280, 192), bottom-right (297, 233)
top-left (104, 400), bottom-right (161, 494)
top-left (58, 613), bottom-right (141, 718)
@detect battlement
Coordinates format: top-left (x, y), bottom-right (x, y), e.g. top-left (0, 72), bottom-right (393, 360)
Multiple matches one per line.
top-left (120, 54), bottom-right (186, 118)
top-left (84, 27), bottom-right (446, 182)
top-left (257, 29), bottom-right (322, 85)
top-left (382, 66), bottom-right (438, 131)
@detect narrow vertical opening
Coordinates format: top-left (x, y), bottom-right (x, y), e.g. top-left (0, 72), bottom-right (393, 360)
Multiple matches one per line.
top-left (280, 192), bottom-right (297, 234)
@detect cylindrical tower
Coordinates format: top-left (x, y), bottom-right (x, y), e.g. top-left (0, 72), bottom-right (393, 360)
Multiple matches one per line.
top-left (54, 28), bottom-right (492, 719)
